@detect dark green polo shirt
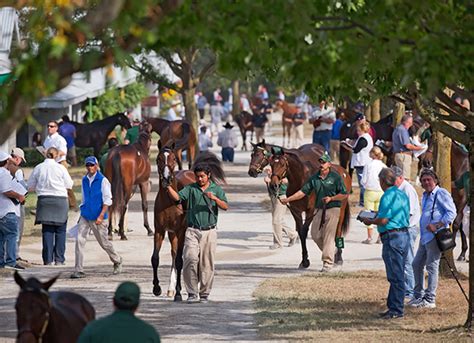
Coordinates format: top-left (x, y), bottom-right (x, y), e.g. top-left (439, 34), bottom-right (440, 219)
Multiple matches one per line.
top-left (301, 170), bottom-right (347, 209)
top-left (455, 171), bottom-right (470, 202)
top-left (77, 310), bottom-right (160, 343)
top-left (278, 182), bottom-right (288, 197)
top-left (125, 126), bottom-right (139, 144)
top-left (178, 181), bottom-right (227, 228)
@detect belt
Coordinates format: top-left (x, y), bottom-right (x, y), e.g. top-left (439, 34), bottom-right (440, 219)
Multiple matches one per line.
top-left (380, 228), bottom-right (407, 237)
top-left (190, 224), bottom-right (216, 231)
top-left (396, 151), bottom-right (412, 155)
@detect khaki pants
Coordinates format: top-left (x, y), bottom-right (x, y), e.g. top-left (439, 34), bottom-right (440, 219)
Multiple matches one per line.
top-left (394, 153), bottom-right (412, 180)
top-left (183, 227), bottom-right (217, 297)
top-left (60, 160), bottom-right (78, 208)
top-left (330, 140), bottom-right (340, 164)
top-left (292, 125), bottom-right (304, 148)
top-left (311, 207), bottom-right (340, 267)
top-left (75, 217), bottom-right (121, 272)
top-left (271, 196), bottom-right (297, 247)
top-left (254, 127), bottom-right (265, 143)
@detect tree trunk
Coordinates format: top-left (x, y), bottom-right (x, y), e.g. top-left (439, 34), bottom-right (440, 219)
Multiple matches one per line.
top-left (364, 103), bottom-right (372, 121)
top-left (232, 80), bottom-right (240, 118)
top-left (393, 102), bottom-right (405, 126)
top-left (182, 87), bottom-right (198, 134)
top-left (465, 136), bottom-right (474, 328)
top-left (371, 98), bottom-right (381, 122)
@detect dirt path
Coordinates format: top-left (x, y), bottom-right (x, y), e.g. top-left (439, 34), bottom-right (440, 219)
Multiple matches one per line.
top-left (0, 116), bottom-right (468, 342)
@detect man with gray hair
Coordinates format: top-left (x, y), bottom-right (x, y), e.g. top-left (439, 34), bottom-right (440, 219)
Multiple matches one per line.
top-left (361, 167), bottom-right (410, 319)
top-left (392, 114), bottom-right (424, 180)
top-left (391, 166), bottom-right (420, 301)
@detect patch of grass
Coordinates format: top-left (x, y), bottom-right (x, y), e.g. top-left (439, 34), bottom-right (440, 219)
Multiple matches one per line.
top-left (254, 271), bottom-right (471, 341)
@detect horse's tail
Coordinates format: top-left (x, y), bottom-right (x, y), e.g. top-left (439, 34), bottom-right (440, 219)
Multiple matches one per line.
top-left (174, 122), bottom-right (191, 151)
top-left (193, 151), bottom-right (226, 185)
top-left (341, 201), bottom-right (351, 236)
top-left (111, 153), bottom-right (125, 217)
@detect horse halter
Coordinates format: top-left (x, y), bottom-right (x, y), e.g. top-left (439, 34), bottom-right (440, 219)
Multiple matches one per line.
top-left (271, 154), bottom-right (289, 181)
top-left (158, 150), bottom-right (175, 187)
top-left (250, 147), bottom-right (271, 173)
top-left (17, 288), bottom-right (51, 343)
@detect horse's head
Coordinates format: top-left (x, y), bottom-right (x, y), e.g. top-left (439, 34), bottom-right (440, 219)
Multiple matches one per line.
top-left (273, 100), bottom-right (283, 111)
top-left (339, 118), bottom-right (358, 140)
top-left (248, 139), bottom-right (270, 177)
top-left (117, 113), bottom-right (132, 129)
top-left (139, 120), bottom-right (153, 134)
top-left (157, 141), bottom-right (177, 187)
top-left (269, 148), bottom-right (289, 194)
top-left (15, 271), bottom-right (57, 343)
top-left (136, 132), bottom-right (152, 152)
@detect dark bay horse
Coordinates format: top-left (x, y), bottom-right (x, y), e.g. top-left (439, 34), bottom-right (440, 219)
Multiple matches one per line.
top-left (144, 117), bottom-right (197, 170)
top-left (14, 271), bottom-right (95, 343)
top-left (152, 148), bottom-right (226, 300)
top-left (105, 131), bottom-right (153, 240)
top-left (235, 111), bottom-right (254, 151)
top-left (268, 148), bottom-right (352, 268)
top-left (273, 100), bottom-right (297, 148)
top-left (73, 113), bottom-right (131, 157)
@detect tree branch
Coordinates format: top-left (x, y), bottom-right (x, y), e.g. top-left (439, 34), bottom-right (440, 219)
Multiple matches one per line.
top-left (193, 56), bottom-right (216, 85)
top-left (436, 90), bottom-right (470, 116)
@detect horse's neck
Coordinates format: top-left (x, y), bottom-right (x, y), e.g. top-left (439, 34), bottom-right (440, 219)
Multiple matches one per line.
top-left (285, 154), bottom-right (307, 189)
top-left (102, 115), bottom-right (124, 132)
top-left (153, 118), bottom-right (169, 134)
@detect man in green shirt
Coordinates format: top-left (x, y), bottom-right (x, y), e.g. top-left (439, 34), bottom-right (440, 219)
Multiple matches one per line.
top-left (281, 152), bottom-right (348, 272)
top-left (454, 171), bottom-right (470, 239)
top-left (167, 164), bottom-right (228, 303)
top-left (78, 281), bottom-right (160, 343)
top-left (124, 119), bottom-right (140, 145)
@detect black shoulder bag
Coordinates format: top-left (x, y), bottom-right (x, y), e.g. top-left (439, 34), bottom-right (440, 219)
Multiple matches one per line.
top-left (431, 192), bottom-right (456, 252)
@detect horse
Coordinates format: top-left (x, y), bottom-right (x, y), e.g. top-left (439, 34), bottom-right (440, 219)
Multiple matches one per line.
top-left (72, 113), bottom-right (131, 157)
top-left (152, 147), bottom-right (226, 300)
top-left (144, 117), bottom-right (197, 170)
top-left (268, 147), bottom-right (352, 268)
top-left (105, 131), bottom-right (153, 240)
top-left (273, 100), bottom-right (297, 148)
top-left (234, 111), bottom-right (254, 151)
top-left (14, 271), bottom-right (95, 343)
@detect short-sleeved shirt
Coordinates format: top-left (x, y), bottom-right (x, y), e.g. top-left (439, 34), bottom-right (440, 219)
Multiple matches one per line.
top-left (301, 170), bottom-right (347, 209)
top-left (376, 186), bottom-right (410, 233)
top-left (392, 124), bottom-right (411, 153)
top-left (455, 171), bottom-right (470, 203)
top-left (77, 310), bottom-right (160, 343)
top-left (0, 167), bottom-right (17, 219)
top-left (125, 126), bottom-right (139, 144)
top-left (58, 122), bottom-right (76, 149)
top-left (293, 112), bottom-right (306, 127)
top-left (252, 113), bottom-right (268, 128)
top-left (331, 119), bottom-right (343, 140)
top-left (178, 181), bottom-right (227, 228)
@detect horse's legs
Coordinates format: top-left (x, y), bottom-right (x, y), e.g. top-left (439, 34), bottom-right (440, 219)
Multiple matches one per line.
top-left (167, 231), bottom-right (178, 297)
top-left (174, 229), bottom-right (186, 302)
top-left (241, 130), bottom-right (246, 151)
top-left (139, 182), bottom-right (153, 236)
top-left (176, 149), bottom-right (183, 170)
top-left (293, 214), bottom-right (310, 269)
top-left (188, 144), bottom-right (196, 170)
top-left (151, 230), bottom-right (165, 296)
top-left (107, 210), bottom-right (114, 240)
top-left (334, 203), bottom-right (347, 266)
top-left (119, 204), bottom-right (128, 240)
top-left (458, 226), bottom-right (468, 261)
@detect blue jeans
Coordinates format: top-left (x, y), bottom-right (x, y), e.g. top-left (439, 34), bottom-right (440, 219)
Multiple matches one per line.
top-left (404, 226), bottom-right (418, 298)
top-left (312, 130), bottom-right (331, 153)
top-left (354, 166), bottom-right (365, 206)
top-left (222, 147), bottom-right (235, 162)
top-left (412, 238), bottom-right (441, 303)
top-left (0, 213), bottom-right (18, 267)
top-left (381, 230), bottom-right (409, 316)
top-left (42, 223), bottom-right (67, 265)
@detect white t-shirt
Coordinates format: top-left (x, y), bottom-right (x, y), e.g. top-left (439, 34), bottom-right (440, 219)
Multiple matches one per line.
top-left (0, 167), bottom-right (17, 218)
top-left (43, 132), bottom-right (68, 162)
top-left (310, 107), bottom-right (336, 131)
top-left (399, 179), bottom-right (421, 228)
top-left (27, 159), bottom-right (73, 197)
top-left (361, 159), bottom-right (387, 192)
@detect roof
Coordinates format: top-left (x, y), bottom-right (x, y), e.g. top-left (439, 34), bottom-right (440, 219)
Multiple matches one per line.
top-left (0, 7), bottom-right (20, 72)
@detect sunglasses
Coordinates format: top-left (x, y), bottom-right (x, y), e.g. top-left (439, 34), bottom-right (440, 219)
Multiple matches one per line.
top-left (86, 164), bottom-right (96, 167)
top-left (48, 125), bottom-right (57, 128)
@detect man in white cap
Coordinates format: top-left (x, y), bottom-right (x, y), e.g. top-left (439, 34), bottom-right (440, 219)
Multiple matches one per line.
top-left (0, 151), bottom-right (25, 270)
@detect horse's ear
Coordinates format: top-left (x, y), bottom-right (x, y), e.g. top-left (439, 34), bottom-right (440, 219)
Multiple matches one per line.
top-left (42, 274), bottom-right (59, 291)
top-left (261, 139), bottom-right (266, 146)
top-left (157, 140), bottom-right (162, 150)
top-left (14, 271), bottom-right (26, 289)
top-left (250, 142), bottom-right (256, 149)
top-left (170, 142), bottom-right (176, 150)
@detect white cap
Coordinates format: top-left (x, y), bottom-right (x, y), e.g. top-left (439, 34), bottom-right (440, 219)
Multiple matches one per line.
top-left (0, 151), bottom-right (11, 162)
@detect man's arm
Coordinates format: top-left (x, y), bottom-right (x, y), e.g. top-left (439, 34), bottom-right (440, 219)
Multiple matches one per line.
top-left (166, 186), bottom-right (180, 201)
top-left (280, 190), bottom-right (305, 204)
top-left (4, 190), bottom-right (25, 204)
top-left (362, 216), bottom-right (389, 226)
top-left (205, 192), bottom-right (228, 210)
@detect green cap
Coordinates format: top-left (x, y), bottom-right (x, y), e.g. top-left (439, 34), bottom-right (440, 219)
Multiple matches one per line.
top-left (319, 152), bottom-right (331, 163)
top-left (114, 282), bottom-right (140, 308)
top-left (272, 146), bottom-right (283, 155)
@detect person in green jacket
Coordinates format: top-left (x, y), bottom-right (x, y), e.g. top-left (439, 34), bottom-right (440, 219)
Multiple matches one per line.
top-left (78, 282), bottom-right (160, 343)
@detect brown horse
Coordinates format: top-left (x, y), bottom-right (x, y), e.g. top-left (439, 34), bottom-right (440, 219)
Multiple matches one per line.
top-left (144, 117), bottom-right (197, 170)
top-left (152, 148), bottom-right (225, 300)
top-left (268, 148), bottom-right (352, 268)
top-left (14, 271), bottom-right (95, 343)
top-left (274, 100), bottom-right (297, 148)
top-left (234, 111), bottom-right (254, 151)
top-left (105, 131), bottom-right (153, 240)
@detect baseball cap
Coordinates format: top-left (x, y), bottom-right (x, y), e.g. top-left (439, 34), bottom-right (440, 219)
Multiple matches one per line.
top-left (0, 151), bottom-right (11, 162)
top-left (114, 282), bottom-right (140, 308)
top-left (11, 147), bottom-right (26, 162)
top-left (84, 156), bottom-right (98, 165)
top-left (318, 152), bottom-right (331, 163)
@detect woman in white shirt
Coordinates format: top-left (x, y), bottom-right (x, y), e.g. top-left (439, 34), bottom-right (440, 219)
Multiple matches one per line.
top-left (28, 147), bottom-right (73, 265)
top-left (360, 146), bottom-right (387, 244)
top-left (350, 122), bottom-right (374, 207)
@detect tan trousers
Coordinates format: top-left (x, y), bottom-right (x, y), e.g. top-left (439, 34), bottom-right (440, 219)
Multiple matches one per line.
top-left (394, 153), bottom-right (412, 180)
top-left (254, 127), bottom-right (265, 143)
top-left (292, 125), bottom-right (304, 148)
top-left (60, 160), bottom-right (78, 208)
top-left (75, 217), bottom-right (121, 272)
top-left (183, 227), bottom-right (217, 297)
top-left (271, 196), bottom-right (297, 246)
top-left (330, 140), bottom-right (340, 164)
top-left (311, 207), bottom-right (340, 267)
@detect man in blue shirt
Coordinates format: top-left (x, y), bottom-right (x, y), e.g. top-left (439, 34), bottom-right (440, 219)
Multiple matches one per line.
top-left (330, 113), bottom-right (343, 163)
top-left (362, 168), bottom-right (409, 319)
top-left (59, 115), bottom-right (77, 167)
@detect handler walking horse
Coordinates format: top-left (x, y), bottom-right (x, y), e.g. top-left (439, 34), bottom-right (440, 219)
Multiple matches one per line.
top-left (14, 271), bottom-right (95, 343)
top-left (268, 148), bottom-right (351, 268)
top-left (152, 147), bottom-right (226, 300)
top-left (105, 131), bottom-right (153, 240)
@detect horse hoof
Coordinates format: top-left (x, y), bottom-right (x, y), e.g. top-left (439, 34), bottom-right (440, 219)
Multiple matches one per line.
top-left (174, 294), bottom-right (182, 302)
top-left (167, 290), bottom-right (176, 297)
top-left (147, 231), bottom-right (154, 237)
top-left (108, 234), bottom-right (113, 241)
top-left (153, 286), bottom-right (162, 297)
top-left (335, 260), bottom-right (344, 266)
top-left (298, 260), bottom-right (310, 269)
top-left (120, 235), bottom-right (128, 241)
top-left (457, 255), bottom-right (466, 262)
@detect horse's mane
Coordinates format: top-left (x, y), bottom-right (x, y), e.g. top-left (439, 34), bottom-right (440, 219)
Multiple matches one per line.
top-left (134, 132), bottom-right (151, 152)
top-left (193, 152), bottom-right (226, 185)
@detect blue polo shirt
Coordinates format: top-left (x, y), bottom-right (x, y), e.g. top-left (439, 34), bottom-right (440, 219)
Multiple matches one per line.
top-left (392, 124), bottom-right (411, 153)
top-left (376, 186), bottom-right (410, 233)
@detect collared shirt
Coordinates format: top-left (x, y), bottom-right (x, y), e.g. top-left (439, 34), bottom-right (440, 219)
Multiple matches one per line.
top-left (198, 133), bottom-right (213, 152)
top-left (331, 119), bottom-right (343, 140)
top-left (398, 179), bottom-right (421, 228)
top-left (43, 132), bottom-right (68, 162)
top-left (301, 170), bottom-right (347, 209)
top-left (80, 172), bottom-right (112, 207)
top-left (419, 185), bottom-right (456, 245)
top-left (217, 129), bottom-right (238, 149)
top-left (293, 112), bottom-right (306, 127)
top-left (377, 186), bottom-right (410, 233)
top-left (392, 124), bottom-right (411, 153)
top-left (361, 159), bottom-right (387, 191)
top-left (178, 181), bottom-right (227, 228)
top-left (310, 107), bottom-right (336, 131)
top-left (27, 158), bottom-right (73, 197)
top-left (0, 167), bottom-right (17, 219)
top-left (125, 126), bottom-right (139, 144)
top-left (58, 122), bottom-right (76, 149)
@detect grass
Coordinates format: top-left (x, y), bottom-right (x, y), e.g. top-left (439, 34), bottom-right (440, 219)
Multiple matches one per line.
top-left (254, 271), bottom-right (472, 342)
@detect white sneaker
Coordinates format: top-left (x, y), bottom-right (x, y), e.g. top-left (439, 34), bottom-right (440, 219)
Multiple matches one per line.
top-left (416, 299), bottom-right (436, 309)
top-left (407, 297), bottom-right (423, 307)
